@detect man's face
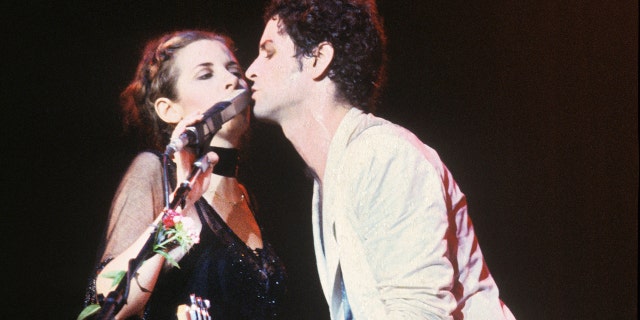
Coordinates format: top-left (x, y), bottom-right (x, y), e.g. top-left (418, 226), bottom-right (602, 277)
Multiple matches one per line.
top-left (246, 17), bottom-right (310, 124)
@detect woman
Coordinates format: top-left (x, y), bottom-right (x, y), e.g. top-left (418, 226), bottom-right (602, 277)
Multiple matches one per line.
top-left (83, 30), bottom-right (286, 319)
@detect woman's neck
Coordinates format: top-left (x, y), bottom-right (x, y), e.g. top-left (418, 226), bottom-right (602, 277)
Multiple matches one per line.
top-left (204, 175), bottom-right (244, 206)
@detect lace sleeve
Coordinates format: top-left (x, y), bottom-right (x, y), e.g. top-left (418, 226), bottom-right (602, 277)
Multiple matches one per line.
top-left (84, 152), bottom-right (165, 298)
top-left (82, 152), bottom-right (170, 319)
top-left (100, 152), bottom-right (166, 260)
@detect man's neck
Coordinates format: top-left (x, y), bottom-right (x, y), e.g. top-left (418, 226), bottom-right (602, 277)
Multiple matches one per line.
top-left (280, 103), bottom-right (350, 184)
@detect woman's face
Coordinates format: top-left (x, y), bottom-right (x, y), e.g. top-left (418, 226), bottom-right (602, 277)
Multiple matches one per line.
top-left (171, 39), bottom-right (250, 143)
top-left (172, 39), bottom-right (247, 117)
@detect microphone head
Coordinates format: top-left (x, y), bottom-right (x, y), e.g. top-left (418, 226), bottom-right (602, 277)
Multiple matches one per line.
top-left (218, 88), bottom-right (250, 120)
top-left (193, 89), bottom-right (250, 156)
top-left (164, 89), bottom-right (250, 157)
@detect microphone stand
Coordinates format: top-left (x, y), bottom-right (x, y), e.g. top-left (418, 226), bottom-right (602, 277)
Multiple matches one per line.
top-left (95, 152), bottom-right (211, 320)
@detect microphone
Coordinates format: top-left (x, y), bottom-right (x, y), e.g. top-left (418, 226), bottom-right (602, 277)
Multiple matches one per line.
top-left (165, 88), bottom-right (250, 157)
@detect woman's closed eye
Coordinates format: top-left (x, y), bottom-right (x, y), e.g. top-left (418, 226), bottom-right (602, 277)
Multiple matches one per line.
top-left (226, 63), bottom-right (244, 79)
top-left (229, 68), bottom-right (243, 79)
top-left (197, 71), bottom-right (213, 80)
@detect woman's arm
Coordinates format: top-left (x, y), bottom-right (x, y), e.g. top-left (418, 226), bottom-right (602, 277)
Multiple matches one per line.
top-left (94, 152), bottom-right (168, 318)
top-left (94, 150), bottom-right (212, 319)
top-left (96, 219), bottom-right (165, 318)
top-left (94, 112), bottom-right (217, 318)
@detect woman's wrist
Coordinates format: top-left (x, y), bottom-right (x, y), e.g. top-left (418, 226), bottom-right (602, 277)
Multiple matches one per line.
top-left (152, 208), bottom-right (200, 267)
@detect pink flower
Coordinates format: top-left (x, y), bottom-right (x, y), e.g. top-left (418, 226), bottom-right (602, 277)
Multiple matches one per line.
top-left (162, 209), bottom-right (180, 228)
top-left (180, 217), bottom-right (200, 244)
top-left (190, 232), bottom-right (200, 244)
top-left (181, 216), bottom-right (194, 229)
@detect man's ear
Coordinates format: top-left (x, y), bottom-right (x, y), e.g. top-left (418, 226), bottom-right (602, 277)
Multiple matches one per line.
top-left (309, 41), bottom-right (334, 80)
top-left (154, 97), bottom-right (183, 124)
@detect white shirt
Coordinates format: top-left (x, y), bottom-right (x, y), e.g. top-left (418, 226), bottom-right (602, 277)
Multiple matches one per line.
top-left (312, 108), bottom-right (516, 319)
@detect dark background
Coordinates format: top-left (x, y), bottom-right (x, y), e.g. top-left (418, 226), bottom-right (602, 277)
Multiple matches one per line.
top-left (2, 1), bottom-right (637, 319)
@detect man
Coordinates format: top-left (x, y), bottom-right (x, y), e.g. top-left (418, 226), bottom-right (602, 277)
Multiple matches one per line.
top-left (246, 0), bottom-right (516, 319)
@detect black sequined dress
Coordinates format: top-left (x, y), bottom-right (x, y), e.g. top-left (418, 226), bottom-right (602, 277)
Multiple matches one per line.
top-left (144, 199), bottom-right (287, 320)
top-left (83, 152), bottom-right (287, 320)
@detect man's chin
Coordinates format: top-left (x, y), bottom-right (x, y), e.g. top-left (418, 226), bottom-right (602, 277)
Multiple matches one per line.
top-left (252, 105), bottom-right (276, 123)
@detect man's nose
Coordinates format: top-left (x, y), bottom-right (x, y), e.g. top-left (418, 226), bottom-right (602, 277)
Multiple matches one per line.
top-left (246, 60), bottom-right (258, 79)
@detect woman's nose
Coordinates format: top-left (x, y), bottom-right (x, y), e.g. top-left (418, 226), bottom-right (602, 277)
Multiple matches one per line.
top-left (224, 72), bottom-right (239, 90)
top-left (227, 78), bottom-right (248, 91)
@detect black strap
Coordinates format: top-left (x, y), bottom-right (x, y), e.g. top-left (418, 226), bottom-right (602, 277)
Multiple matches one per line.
top-left (208, 147), bottom-right (239, 177)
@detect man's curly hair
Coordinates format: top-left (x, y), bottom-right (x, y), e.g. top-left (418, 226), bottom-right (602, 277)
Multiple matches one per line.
top-left (265, 0), bottom-right (387, 113)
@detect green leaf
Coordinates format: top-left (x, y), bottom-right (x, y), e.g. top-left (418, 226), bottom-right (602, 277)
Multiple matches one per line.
top-left (77, 304), bottom-right (101, 320)
top-left (101, 270), bottom-right (126, 287)
top-left (155, 249), bottom-right (181, 269)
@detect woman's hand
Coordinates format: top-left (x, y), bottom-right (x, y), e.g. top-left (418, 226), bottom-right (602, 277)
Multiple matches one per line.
top-left (170, 112), bottom-right (218, 208)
